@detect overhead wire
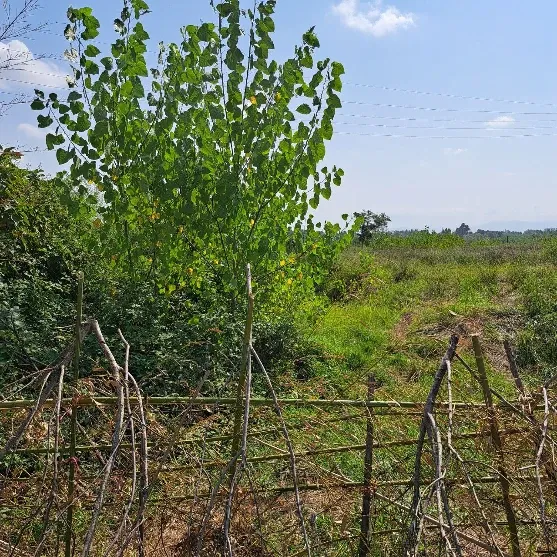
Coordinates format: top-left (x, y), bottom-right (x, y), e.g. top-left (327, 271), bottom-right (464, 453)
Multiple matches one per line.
top-left (342, 100), bottom-right (557, 116)
top-left (345, 82), bottom-right (557, 109)
top-left (334, 131), bottom-right (557, 139)
top-left (2, 53), bottom-right (557, 139)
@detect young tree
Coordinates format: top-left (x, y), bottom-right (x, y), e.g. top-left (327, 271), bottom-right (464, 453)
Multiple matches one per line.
top-left (354, 210), bottom-right (390, 243)
top-left (33, 0), bottom-right (352, 303)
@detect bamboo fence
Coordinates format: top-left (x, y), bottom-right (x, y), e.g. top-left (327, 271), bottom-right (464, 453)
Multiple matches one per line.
top-left (1, 270), bottom-right (557, 556)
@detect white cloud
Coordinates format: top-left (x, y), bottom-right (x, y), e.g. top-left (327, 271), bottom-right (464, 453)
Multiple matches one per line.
top-left (18, 122), bottom-right (46, 139)
top-left (332, 0), bottom-right (415, 37)
top-left (443, 147), bottom-right (467, 156)
top-left (0, 40), bottom-right (69, 90)
top-left (485, 115), bottom-right (515, 129)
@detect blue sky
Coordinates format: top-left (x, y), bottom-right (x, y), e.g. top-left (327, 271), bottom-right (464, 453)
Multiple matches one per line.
top-left (2, 0), bottom-right (557, 230)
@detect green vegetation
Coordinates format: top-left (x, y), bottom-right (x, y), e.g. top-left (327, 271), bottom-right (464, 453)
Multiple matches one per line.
top-left (303, 236), bottom-right (557, 402)
top-left (2, 0), bottom-right (353, 397)
top-left (32, 0), bottom-right (351, 305)
top-left (2, 1), bottom-right (557, 554)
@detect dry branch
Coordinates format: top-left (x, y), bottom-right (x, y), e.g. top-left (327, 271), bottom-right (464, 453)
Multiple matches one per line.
top-left (404, 334), bottom-right (459, 555)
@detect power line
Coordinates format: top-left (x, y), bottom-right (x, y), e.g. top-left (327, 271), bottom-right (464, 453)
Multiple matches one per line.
top-left (0, 42), bottom-right (66, 62)
top-left (335, 131), bottom-right (557, 139)
top-left (334, 121), bottom-right (557, 131)
top-left (343, 100), bottom-right (557, 116)
top-left (3, 88), bottom-right (557, 126)
top-left (338, 113), bottom-right (557, 124)
top-left (0, 75), bottom-right (70, 88)
top-left (345, 82), bottom-right (557, 109)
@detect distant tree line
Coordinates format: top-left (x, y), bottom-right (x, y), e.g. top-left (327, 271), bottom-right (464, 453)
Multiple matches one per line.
top-left (354, 213), bottom-right (557, 244)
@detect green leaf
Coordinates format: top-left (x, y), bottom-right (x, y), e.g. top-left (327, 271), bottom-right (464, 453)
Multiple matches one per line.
top-left (31, 99), bottom-right (45, 110)
top-left (100, 56), bottom-right (113, 70)
top-left (302, 27), bottom-right (320, 48)
top-left (56, 148), bottom-right (72, 164)
top-left (68, 91), bottom-right (82, 102)
top-left (45, 133), bottom-right (55, 150)
top-left (75, 112), bottom-right (91, 132)
top-left (81, 16), bottom-right (100, 40)
top-left (296, 103), bottom-right (311, 115)
top-left (84, 44), bottom-right (101, 57)
top-left (322, 118), bottom-right (333, 140)
top-left (132, 79), bottom-right (145, 98)
top-left (133, 21), bottom-right (150, 41)
top-left (121, 80), bottom-right (133, 98)
top-left (342, 213), bottom-right (348, 220)
top-left (331, 61), bottom-right (345, 77)
top-left (216, 2), bottom-right (233, 17)
top-left (37, 114), bottom-right (53, 128)
top-left (327, 92), bottom-right (342, 109)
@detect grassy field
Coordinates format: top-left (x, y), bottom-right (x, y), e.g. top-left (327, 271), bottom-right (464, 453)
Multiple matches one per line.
top-left (293, 240), bottom-right (556, 402)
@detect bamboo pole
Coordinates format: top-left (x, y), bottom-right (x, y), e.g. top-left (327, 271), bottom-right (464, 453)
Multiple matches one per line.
top-left (358, 375), bottom-right (376, 557)
top-left (472, 334), bottom-right (521, 557)
top-left (0, 397), bottom-right (534, 411)
top-left (9, 427), bottom-right (529, 459)
top-left (64, 271), bottom-right (83, 557)
top-left (230, 264), bottom-right (254, 466)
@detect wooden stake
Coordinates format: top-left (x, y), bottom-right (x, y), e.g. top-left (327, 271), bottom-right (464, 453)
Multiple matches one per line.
top-left (230, 264), bottom-right (254, 470)
top-left (472, 334), bottom-right (521, 557)
top-left (358, 375), bottom-right (376, 557)
top-left (64, 271), bottom-right (83, 557)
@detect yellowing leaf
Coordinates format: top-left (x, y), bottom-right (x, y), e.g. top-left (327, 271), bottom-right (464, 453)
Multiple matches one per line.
top-left (250, 219), bottom-right (255, 227)
top-left (275, 92), bottom-right (281, 102)
top-left (93, 218), bottom-right (102, 228)
top-left (287, 278), bottom-right (293, 285)
top-left (250, 95), bottom-right (257, 105)
top-left (280, 260), bottom-right (286, 266)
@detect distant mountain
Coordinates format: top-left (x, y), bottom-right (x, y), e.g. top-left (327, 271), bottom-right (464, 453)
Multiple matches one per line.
top-left (476, 220), bottom-right (557, 232)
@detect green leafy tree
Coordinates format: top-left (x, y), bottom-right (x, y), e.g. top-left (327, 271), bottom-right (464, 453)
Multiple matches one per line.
top-left (354, 210), bottom-right (390, 243)
top-left (454, 223), bottom-right (471, 237)
top-left (32, 0), bottom-right (352, 304)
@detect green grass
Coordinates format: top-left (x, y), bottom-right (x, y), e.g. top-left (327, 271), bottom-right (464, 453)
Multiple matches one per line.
top-left (303, 240), bottom-right (554, 402)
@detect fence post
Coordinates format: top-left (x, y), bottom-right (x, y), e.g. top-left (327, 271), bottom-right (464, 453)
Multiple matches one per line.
top-left (230, 265), bottom-right (254, 470)
top-left (64, 271), bottom-right (83, 557)
top-left (472, 334), bottom-right (521, 557)
top-left (358, 375), bottom-right (376, 557)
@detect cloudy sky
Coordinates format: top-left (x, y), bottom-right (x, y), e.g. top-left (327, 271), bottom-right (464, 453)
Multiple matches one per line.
top-left (2, 0), bottom-right (557, 230)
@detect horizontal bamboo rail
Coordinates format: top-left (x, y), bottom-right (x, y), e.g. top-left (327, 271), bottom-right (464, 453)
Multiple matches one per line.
top-left (0, 395), bottom-right (542, 411)
top-left (160, 474), bottom-right (544, 500)
top-left (7, 427), bottom-right (528, 461)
